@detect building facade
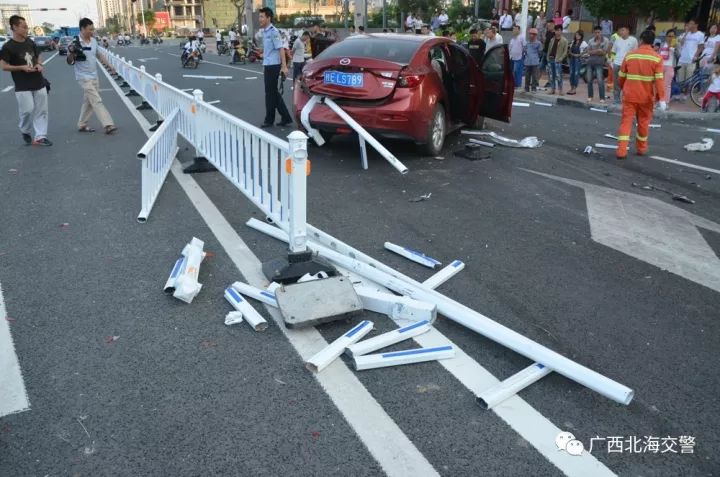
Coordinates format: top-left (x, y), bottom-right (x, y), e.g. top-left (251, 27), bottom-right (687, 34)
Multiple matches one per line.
top-left (96, 0), bottom-right (124, 28)
top-left (0, 3), bottom-right (33, 32)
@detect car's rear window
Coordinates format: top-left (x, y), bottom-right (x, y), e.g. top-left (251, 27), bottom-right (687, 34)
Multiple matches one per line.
top-left (315, 37), bottom-right (420, 64)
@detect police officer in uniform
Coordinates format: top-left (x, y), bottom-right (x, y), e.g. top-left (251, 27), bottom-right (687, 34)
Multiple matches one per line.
top-left (257, 7), bottom-right (292, 128)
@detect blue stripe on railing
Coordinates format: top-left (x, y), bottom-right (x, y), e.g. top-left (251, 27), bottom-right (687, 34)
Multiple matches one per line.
top-left (398, 320), bottom-right (430, 333)
top-left (381, 345), bottom-right (452, 359)
top-left (345, 320), bottom-right (371, 338)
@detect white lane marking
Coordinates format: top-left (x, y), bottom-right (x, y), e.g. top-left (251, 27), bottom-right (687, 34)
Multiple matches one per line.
top-left (100, 63), bottom-right (439, 477)
top-left (207, 100), bottom-right (221, 104)
top-left (513, 101), bottom-right (531, 107)
top-left (649, 155), bottom-right (720, 176)
top-left (707, 128), bottom-right (720, 133)
top-left (527, 170), bottom-right (720, 293)
top-left (410, 329), bottom-right (616, 476)
top-left (590, 107), bottom-right (607, 113)
top-left (0, 281), bottom-right (31, 417)
top-left (42, 51), bottom-right (59, 65)
top-left (2, 85), bottom-right (13, 92)
top-left (137, 57), bottom-right (159, 63)
top-left (245, 76), bottom-right (258, 80)
top-left (182, 74), bottom-right (232, 80)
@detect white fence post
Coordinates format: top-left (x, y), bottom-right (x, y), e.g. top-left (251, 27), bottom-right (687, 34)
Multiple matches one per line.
top-left (287, 131), bottom-right (309, 254)
top-left (149, 73), bottom-right (164, 131)
top-left (183, 89), bottom-right (216, 173)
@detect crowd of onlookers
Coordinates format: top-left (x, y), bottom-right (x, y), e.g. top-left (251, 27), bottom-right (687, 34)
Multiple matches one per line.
top-left (394, 9), bottom-right (719, 111)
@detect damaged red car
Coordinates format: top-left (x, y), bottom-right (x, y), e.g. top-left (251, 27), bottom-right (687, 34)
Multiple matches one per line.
top-left (293, 33), bottom-right (514, 155)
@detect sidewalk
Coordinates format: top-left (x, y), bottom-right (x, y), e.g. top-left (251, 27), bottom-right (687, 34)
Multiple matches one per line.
top-left (515, 70), bottom-right (720, 121)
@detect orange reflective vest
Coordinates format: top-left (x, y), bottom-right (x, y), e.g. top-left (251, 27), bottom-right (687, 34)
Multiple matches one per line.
top-left (618, 45), bottom-right (665, 103)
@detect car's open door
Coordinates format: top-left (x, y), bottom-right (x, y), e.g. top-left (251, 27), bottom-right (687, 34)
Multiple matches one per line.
top-left (476, 44), bottom-right (514, 122)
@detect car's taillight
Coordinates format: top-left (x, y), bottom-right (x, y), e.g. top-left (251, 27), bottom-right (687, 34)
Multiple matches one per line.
top-left (397, 74), bottom-right (424, 88)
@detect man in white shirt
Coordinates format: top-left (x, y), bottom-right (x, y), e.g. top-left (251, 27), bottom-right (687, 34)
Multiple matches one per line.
top-left (499, 9), bottom-right (513, 31)
top-left (74, 18), bottom-right (116, 134)
top-left (562, 9), bottom-right (572, 32)
top-left (438, 10), bottom-right (449, 27)
top-left (514, 9), bottom-right (522, 27)
top-left (678, 19), bottom-right (705, 81)
top-left (229, 29), bottom-right (237, 42)
top-left (405, 14), bottom-right (415, 30)
top-left (611, 26), bottom-right (638, 103)
top-left (485, 26), bottom-right (504, 48)
top-left (413, 13), bottom-right (423, 33)
top-left (291, 31), bottom-right (309, 83)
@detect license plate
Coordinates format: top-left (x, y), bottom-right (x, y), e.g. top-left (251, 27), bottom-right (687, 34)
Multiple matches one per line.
top-left (323, 71), bottom-right (364, 88)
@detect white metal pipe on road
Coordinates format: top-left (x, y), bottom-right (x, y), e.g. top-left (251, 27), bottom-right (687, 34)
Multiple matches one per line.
top-left (384, 242), bottom-right (442, 269)
top-left (305, 320), bottom-right (374, 373)
top-left (321, 97), bottom-right (409, 174)
top-left (245, 218), bottom-right (635, 404)
top-left (423, 260), bottom-right (465, 289)
top-left (354, 345), bottom-right (455, 371)
top-left (346, 320), bottom-right (433, 357)
top-left (231, 281), bottom-right (278, 307)
top-left (476, 363), bottom-right (552, 410)
top-left (224, 287), bottom-right (269, 331)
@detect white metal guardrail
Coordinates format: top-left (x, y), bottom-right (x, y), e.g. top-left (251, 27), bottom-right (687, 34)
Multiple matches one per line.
top-left (100, 47), bottom-right (302, 229)
top-left (136, 108), bottom-right (180, 222)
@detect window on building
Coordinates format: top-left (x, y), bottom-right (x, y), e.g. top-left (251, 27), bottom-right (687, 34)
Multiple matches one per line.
top-left (174, 6), bottom-right (184, 16)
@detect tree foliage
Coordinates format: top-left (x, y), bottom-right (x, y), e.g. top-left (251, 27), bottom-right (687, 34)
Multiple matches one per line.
top-left (137, 9), bottom-right (156, 29)
top-left (579, 0), bottom-right (696, 20)
top-left (397, 0), bottom-right (443, 18)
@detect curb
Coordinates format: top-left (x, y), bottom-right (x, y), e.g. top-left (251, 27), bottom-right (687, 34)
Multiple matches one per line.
top-left (515, 92), bottom-right (720, 121)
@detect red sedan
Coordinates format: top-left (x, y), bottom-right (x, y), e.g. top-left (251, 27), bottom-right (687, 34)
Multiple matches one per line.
top-left (294, 33), bottom-right (514, 155)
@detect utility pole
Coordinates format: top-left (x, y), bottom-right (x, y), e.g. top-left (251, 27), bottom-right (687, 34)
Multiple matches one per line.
top-left (139, 0), bottom-right (147, 36)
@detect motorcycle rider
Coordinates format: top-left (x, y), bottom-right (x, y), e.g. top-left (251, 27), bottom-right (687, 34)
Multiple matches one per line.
top-left (182, 36), bottom-right (200, 66)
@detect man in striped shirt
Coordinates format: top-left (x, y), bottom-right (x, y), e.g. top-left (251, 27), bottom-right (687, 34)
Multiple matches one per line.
top-left (615, 30), bottom-right (666, 160)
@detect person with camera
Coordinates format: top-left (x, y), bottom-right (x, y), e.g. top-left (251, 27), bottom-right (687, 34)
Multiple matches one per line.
top-left (0, 15), bottom-right (51, 146)
top-left (69, 18), bottom-right (117, 134)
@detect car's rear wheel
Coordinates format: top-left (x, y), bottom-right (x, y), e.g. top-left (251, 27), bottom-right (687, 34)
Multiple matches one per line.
top-left (422, 104), bottom-right (445, 156)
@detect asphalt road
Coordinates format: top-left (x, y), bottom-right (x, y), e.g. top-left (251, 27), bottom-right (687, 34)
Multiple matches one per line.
top-left (1, 43), bottom-right (719, 477)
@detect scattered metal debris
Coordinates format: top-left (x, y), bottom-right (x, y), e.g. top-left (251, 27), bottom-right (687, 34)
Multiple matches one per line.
top-left (583, 146), bottom-right (596, 154)
top-left (409, 193), bottom-right (432, 202)
top-left (461, 130), bottom-right (543, 148)
top-left (684, 138), bottom-right (714, 152)
top-left (631, 182), bottom-right (695, 204)
top-left (590, 107), bottom-right (608, 113)
top-left (679, 168), bottom-right (712, 180)
top-left (604, 133), bottom-right (619, 140)
top-left (594, 143), bottom-right (617, 149)
top-left (468, 138), bottom-right (495, 147)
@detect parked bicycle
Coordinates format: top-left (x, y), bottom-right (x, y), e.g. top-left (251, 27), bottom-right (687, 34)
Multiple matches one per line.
top-left (672, 56), bottom-right (711, 107)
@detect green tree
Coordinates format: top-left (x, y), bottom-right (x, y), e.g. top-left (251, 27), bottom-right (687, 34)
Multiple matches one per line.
top-left (579, 0), bottom-right (696, 20)
top-left (137, 9), bottom-right (156, 30)
top-left (397, 0), bottom-right (443, 19)
top-left (41, 22), bottom-right (55, 35)
top-left (106, 15), bottom-right (122, 34)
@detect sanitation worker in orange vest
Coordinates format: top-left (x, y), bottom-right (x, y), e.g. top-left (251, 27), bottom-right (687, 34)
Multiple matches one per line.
top-left (616, 29), bottom-right (666, 159)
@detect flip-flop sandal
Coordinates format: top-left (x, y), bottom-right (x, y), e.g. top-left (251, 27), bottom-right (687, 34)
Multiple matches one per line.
top-left (105, 126), bottom-right (118, 135)
top-left (78, 126), bottom-right (96, 132)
